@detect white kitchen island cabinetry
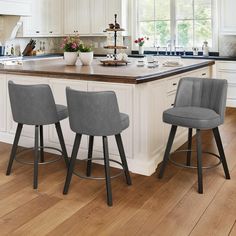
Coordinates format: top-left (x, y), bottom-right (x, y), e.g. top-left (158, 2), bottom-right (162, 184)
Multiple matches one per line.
top-left (0, 58), bottom-right (213, 176)
top-left (216, 61), bottom-right (236, 107)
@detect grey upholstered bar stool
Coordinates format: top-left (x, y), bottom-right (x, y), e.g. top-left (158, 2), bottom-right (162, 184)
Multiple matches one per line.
top-left (63, 88), bottom-right (132, 206)
top-left (7, 81), bottom-right (69, 189)
top-left (159, 77), bottom-right (230, 193)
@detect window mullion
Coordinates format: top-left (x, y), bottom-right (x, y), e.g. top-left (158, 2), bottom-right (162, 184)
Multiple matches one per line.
top-left (171, 0), bottom-right (176, 50)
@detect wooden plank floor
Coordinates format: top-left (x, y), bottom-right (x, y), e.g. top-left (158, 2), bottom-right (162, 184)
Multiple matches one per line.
top-left (1, 108), bottom-right (236, 236)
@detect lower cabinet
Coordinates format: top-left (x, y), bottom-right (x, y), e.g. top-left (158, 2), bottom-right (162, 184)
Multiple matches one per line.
top-left (216, 61), bottom-right (236, 107)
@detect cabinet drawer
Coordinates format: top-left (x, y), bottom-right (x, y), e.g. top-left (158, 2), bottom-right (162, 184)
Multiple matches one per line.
top-left (218, 71), bottom-right (236, 84)
top-left (167, 77), bottom-right (180, 93)
top-left (217, 62), bottom-right (236, 71)
top-left (166, 92), bottom-right (176, 108)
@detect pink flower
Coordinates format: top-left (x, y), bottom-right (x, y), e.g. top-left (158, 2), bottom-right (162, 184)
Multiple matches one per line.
top-left (71, 43), bottom-right (77, 49)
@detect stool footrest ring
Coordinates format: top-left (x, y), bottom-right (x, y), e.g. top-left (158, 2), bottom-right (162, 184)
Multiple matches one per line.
top-left (73, 158), bottom-right (124, 180)
top-left (169, 149), bottom-right (222, 169)
top-left (15, 146), bottom-right (63, 165)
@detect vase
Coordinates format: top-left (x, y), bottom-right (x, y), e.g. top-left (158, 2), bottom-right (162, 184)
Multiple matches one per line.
top-left (79, 51), bottom-right (94, 66)
top-left (139, 46), bottom-right (144, 55)
top-left (64, 52), bottom-right (78, 65)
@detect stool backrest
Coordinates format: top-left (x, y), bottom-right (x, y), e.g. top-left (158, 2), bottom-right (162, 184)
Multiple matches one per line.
top-left (8, 81), bottom-right (59, 125)
top-left (66, 87), bottom-right (122, 136)
top-left (175, 77), bottom-right (228, 122)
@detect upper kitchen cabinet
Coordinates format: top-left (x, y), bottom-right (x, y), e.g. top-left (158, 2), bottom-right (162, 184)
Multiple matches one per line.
top-left (64, 0), bottom-right (105, 36)
top-left (64, 0), bottom-right (129, 36)
top-left (91, 0), bottom-right (106, 35)
top-left (106, 0), bottom-right (129, 34)
top-left (64, 0), bottom-right (90, 35)
top-left (220, 0), bottom-right (236, 35)
top-left (22, 0), bottom-right (63, 37)
top-left (0, 0), bottom-right (32, 16)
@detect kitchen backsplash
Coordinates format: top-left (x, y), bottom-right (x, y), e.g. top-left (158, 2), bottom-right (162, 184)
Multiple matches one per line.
top-left (3, 36), bottom-right (132, 56)
top-left (219, 35), bottom-right (236, 57)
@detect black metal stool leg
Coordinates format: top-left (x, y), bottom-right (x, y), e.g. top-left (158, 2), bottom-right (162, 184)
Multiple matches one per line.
top-left (34, 125), bottom-right (39, 189)
top-left (103, 136), bottom-right (113, 207)
top-left (196, 129), bottom-right (203, 194)
top-left (115, 134), bottom-right (132, 185)
top-left (63, 134), bottom-right (82, 194)
top-left (213, 127), bottom-right (230, 179)
top-left (186, 128), bottom-right (192, 166)
top-left (86, 136), bottom-right (94, 177)
top-left (6, 123), bottom-right (23, 175)
top-left (55, 122), bottom-right (69, 168)
top-left (159, 125), bottom-right (177, 179)
top-left (39, 125), bottom-right (44, 163)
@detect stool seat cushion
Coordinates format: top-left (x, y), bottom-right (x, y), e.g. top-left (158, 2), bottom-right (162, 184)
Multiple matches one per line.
top-left (56, 105), bottom-right (68, 121)
top-left (163, 106), bottom-right (221, 129)
top-left (120, 113), bottom-right (129, 131)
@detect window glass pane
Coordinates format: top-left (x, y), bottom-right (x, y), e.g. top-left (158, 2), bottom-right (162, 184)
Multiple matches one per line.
top-left (138, 21), bottom-right (155, 47)
top-left (176, 20), bottom-right (193, 47)
top-left (194, 20), bottom-right (212, 47)
top-left (155, 21), bottom-right (171, 46)
top-left (138, 0), bottom-right (154, 21)
top-left (176, 0), bottom-right (193, 20)
top-left (155, 0), bottom-right (171, 20)
top-left (194, 0), bottom-right (211, 20)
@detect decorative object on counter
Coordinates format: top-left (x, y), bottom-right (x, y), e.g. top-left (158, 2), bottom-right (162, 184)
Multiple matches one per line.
top-left (202, 41), bottom-right (209, 57)
top-left (61, 35), bottom-right (80, 65)
top-left (102, 14), bottom-right (129, 66)
top-left (192, 47), bottom-right (199, 56)
top-left (134, 37), bottom-right (149, 55)
top-left (78, 44), bottom-right (93, 66)
top-left (22, 39), bottom-right (36, 56)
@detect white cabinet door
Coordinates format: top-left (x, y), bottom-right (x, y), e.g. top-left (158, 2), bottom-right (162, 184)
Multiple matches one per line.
top-left (0, 74), bottom-right (7, 132)
top-left (49, 80), bottom-right (88, 150)
top-left (77, 0), bottom-right (91, 35)
top-left (91, 0), bottom-right (106, 35)
top-left (88, 81), bottom-right (133, 158)
top-left (23, 0), bottom-right (62, 37)
top-left (106, 0), bottom-right (129, 35)
top-left (64, 0), bottom-right (78, 35)
top-left (220, 0), bottom-right (236, 35)
top-left (47, 0), bottom-right (63, 36)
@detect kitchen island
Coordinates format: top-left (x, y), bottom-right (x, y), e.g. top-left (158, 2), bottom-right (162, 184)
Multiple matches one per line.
top-left (0, 57), bottom-right (214, 175)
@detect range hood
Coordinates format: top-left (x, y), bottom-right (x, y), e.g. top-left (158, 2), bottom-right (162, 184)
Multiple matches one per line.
top-left (0, 0), bottom-right (31, 16)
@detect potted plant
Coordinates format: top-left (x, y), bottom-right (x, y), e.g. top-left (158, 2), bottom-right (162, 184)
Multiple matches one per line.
top-left (78, 44), bottom-right (93, 66)
top-left (134, 37), bottom-right (149, 55)
top-left (61, 35), bottom-right (80, 65)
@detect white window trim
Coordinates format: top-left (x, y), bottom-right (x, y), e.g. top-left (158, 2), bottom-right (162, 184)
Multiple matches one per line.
top-left (131, 0), bottom-right (219, 52)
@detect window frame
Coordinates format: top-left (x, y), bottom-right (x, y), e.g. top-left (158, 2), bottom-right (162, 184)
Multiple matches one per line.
top-left (132, 0), bottom-right (219, 52)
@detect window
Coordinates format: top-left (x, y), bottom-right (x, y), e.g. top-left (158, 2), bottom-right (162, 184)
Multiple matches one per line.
top-left (135, 0), bottom-right (215, 50)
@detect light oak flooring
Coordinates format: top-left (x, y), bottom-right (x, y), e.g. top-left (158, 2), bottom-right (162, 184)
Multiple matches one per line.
top-left (1, 108), bottom-right (236, 235)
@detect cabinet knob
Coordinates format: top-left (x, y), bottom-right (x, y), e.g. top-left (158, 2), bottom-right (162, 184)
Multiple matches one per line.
top-left (173, 83), bottom-right (177, 86)
top-left (171, 103), bottom-right (174, 107)
top-left (202, 73), bottom-right (206, 76)
top-left (49, 31), bottom-right (53, 33)
top-left (36, 31), bottom-right (40, 33)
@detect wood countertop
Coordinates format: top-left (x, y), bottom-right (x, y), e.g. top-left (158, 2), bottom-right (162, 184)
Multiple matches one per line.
top-left (0, 57), bottom-right (215, 84)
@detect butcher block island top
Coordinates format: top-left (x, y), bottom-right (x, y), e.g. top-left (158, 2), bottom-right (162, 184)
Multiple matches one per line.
top-left (0, 57), bottom-right (215, 84)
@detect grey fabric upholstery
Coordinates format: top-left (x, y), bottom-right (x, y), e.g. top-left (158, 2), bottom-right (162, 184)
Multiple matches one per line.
top-left (66, 87), bottom-right (129, 136)
top-left (8, 81), bottom-right (68, 125)
top-left (163, 78), bottom-right (228, 129)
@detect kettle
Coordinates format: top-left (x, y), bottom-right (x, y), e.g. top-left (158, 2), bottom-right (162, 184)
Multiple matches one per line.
top-left (202, 41), bottom-right (209, 57)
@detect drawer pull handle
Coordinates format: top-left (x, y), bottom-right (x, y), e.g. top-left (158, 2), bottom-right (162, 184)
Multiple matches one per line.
top-left (173, 83), bottom-right (177, 86)
top-left (202, 73), bottom-right (206, 76)
top-left (171, 103), bottom-right (174, 107)
top-left (36, 31), bottom-right (40, 33)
